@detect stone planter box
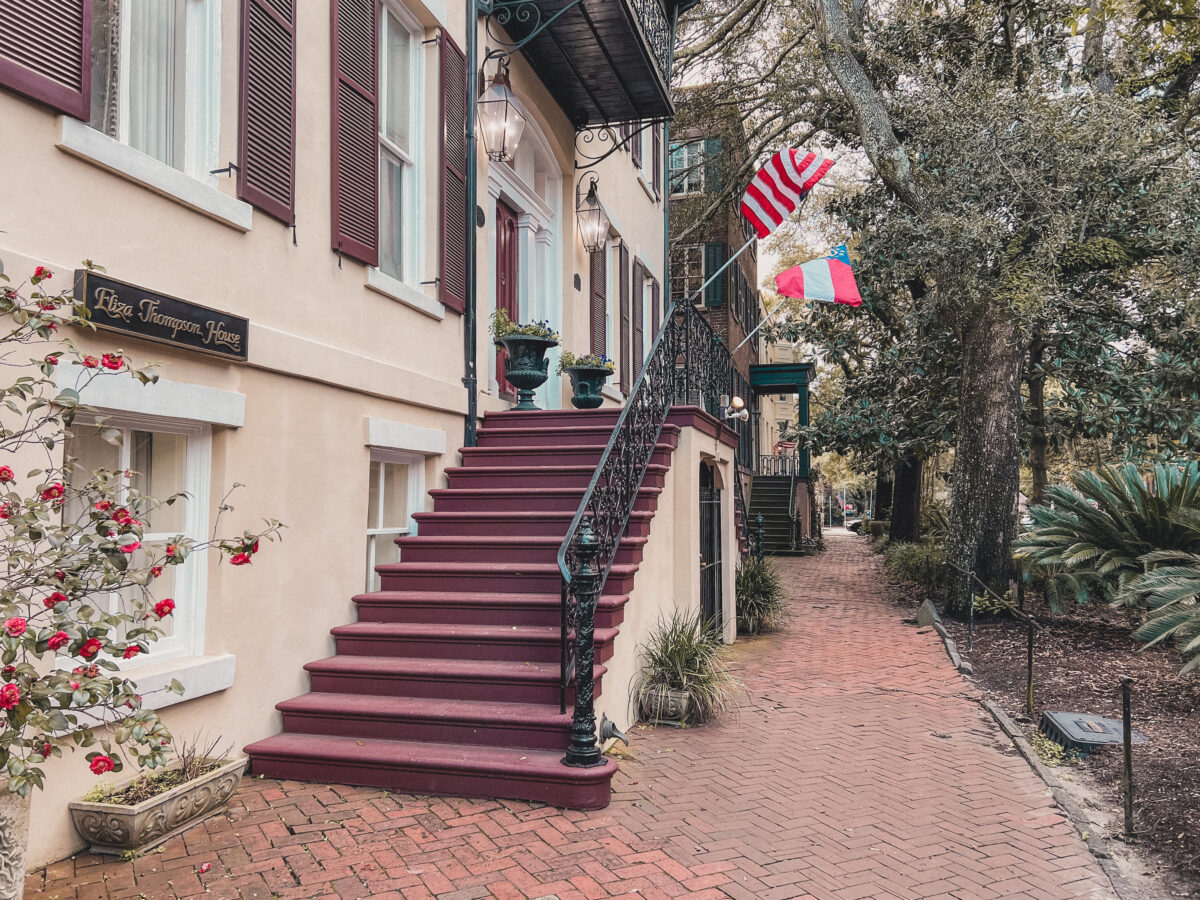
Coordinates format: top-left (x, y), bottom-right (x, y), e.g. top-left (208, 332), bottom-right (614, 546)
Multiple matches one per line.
top-left (638, 685), bottom-right (691, 727)
top-left (68, 757), bottom-right (247, 855)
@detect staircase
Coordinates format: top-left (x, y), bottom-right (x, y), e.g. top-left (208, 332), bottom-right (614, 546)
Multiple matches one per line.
top-left (245, 409), bottom-right (678, 810)
top-left (747, 475), bottom-right (803, 556)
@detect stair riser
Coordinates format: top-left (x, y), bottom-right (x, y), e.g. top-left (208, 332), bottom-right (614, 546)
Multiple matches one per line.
top-left (307, 670), bottom-right (601, 705)
top-left (482, 411), bottom-right (622, 430)
top-left (396, 541), bottom-right (643, 566)
top-left (445, 471), bottom-right (666, 490)
top-left (378, 569), bottom-right (637, 593)
top-left (352, 599), bottom-right (626, 629)
top-left (411, 515), bottom-right (651, 539)
top-left (332, 634), bottom-right (615, 664)
top-left (460, 448), bottom-right (672, 468)
top-left (431, 491), bottom-right (660, 513)
top-left (279, 710), bottom-right (571, 751)
top-left (247, 756), bottom-right (613, 810)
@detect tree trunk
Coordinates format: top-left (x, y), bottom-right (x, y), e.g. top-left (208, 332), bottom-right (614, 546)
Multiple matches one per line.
top-left (889, 457), bottom-right (922, 542)
top-left (1027, 336), bottom-right (1048, 506)
top-left (946, 302), bottom-right (1025, 615)
top-left (875, 469), bottom-right (894, 519)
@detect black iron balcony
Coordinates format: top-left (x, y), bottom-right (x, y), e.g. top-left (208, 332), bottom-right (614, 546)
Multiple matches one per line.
top-left (487, 0), bottom-right (691, 127)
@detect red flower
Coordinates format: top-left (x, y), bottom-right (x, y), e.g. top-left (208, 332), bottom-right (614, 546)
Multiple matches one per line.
top-left (122, 646), bottom-right (141, 659)
top-left (83, 356), bottom-right (99, 368)
top-left (4, 618), bottom-right (26, 637)
top-left (47, 631), bottom-right (69, 650)
top-left (44, 592), bottom-right (68, 608)
top-left (120, 541), bottom-right (141, 554)
top-left (0, 503), bottom-right (14, 520)
top-left (150, 566), bottom-right (163, 578)
top-left (0, 684), bottom-right (20, 710)
top-left (89, 755), bottom-right (115, 775)
top-left (252, 540), bottom-right (260, 554)
top-left (40, 742), bottom-right (52, 758)
top-left (33, 266), bottom-right (52, 281)
top-left (44, 355), bottom-right (59, 365)
top-left (79, 638), bottom-right (102, 658)
top-left (165, 544), bottom-right (178, 556)
top-left (154, 599), bottom-right (175, 618)
top-left (2, 666), bottom-right (13, 676)
top-left (40, 483), bottom-right (64, 502)
top-left (101, 353), bottom-right (123, 370)
top-left (0, 466), bottom-right (13, 483)
top-left (69, 681), bottom-right (80, 690)
top-left (45, 322), bottom-right (57, 332)
top-left (95, 500), bottom-right (112, 511)
top-left (230, 552), bottom-right (251, 566)
top-left (39, 303), bottom-right (56, 311)
top-left (54, 569), bottom-right (66, 581)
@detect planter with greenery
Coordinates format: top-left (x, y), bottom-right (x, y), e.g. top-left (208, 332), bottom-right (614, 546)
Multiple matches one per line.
top-left (735, 558), bottom-right (787, 635)
top-left (557, 351), bottom-right (614, 409)
top-left (491, 310), bottom-right (559, 411)
top-left (634, 610), bottom-right (740, 726)
top-left (0, 264), bottom-right (281, 895)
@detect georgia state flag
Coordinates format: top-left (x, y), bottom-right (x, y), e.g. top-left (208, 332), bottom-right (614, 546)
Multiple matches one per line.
top-left (774, 244), bottom-right (862, 307)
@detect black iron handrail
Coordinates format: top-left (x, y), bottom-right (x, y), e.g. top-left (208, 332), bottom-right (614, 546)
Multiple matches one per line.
top-left (787, 449), bottom-right (800, 550)
top-left (557, 299), bottom-right (730, 767)
top-left (733, 468), bottom-right (749, 557)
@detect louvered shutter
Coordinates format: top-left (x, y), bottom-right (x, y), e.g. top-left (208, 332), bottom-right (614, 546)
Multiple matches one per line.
top-left (589, 249), bottom-right (606, 356)
top-left (651, 277), bottom-right (661, 338)
top-left (704, 242), bottom-right (726, 307)
top-left (0, 0), bottom-right (91, 119)
top-left (652, 124), bottom-right (662, 197)
top-left (438, 29), bottom-right (468, 314)
top-left (330, 0), bottom-right (378, 265)
top-left (239, 0), bottom-right (296, 223)
top-left (618, 241), bottom-right (630, 393)
top-left (631, 120), bottom-right (642, 167)
top-left (704, 137), bottom-right (723, 194)
top-left (631, 259), bottom-right (644, 375)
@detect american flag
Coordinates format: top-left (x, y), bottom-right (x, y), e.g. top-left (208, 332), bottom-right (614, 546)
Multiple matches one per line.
top-left (740, 149), bottom-right (835, 240)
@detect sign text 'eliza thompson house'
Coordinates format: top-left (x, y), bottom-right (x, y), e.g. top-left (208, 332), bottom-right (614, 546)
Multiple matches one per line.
top-left (73, 270), bottom-right (248, 362)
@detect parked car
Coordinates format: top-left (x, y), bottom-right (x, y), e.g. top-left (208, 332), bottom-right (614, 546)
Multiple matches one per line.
top-left (846, 517), bottom-right (864, 533)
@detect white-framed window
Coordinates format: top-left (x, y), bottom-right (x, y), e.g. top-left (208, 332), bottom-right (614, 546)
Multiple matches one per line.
top-left (88, 0), bottom-right (220, 180)
top-left (378, 3), bottom-right (425, 284)
top-left (670, 243), bottom-right (704, 303)
top-left (365, 450), bottom-right (423, 592)
top-left (64, 413), bottom-right (212, 668)
top-left (669, 140), bottom-right (704, 195)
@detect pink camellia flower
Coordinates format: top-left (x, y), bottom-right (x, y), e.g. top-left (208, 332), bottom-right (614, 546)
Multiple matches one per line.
top-left (79, 638), bottom-right (102, 659)
top-left (94, 500), bottom-right (112, 511)
top-left (122, 646), bottom-right (141, 660)
top-left (151, 566), bottom-right (163, 578)
top-left (89, 755), bottom-right (115, 775)
top-left (54, 570), bottom-right (66, 581)
top-left (45, 322), bottom-right (57, 332)
top-left (44, 592), bottom-right (68, 609)
top-left (33, 266), bottom-right (51, 280)
top-left (165, 544), bottom-right (178, 556)
top-left (0, 684), bottom-right (20, 710)
top-left (47, 631), bottom-right (69, 650)
top-left (44, 354), bottom-right (58, 366)
top-left (83, 356), bottom-right (99, 368)
top-left (69, 681), bottom-right (80, 690)
top-left (101, 353), bottom-right (123, 370)
top-left (4, 618), bottom-right (26, 637)
top-left (154, 599), bottom-right (175, 618)
top-left (40, 482), bottom-right (64, 502)
top-left (0, 503), bottom-right (15, 520)
top-left (230, 552), bottom-right (251, 566)
top-left (252, 540), bottom-right (260, 554)
top-left (0, 466), bottom-right (13, 483)
top-left (39, 303), bottom-right (56, 312)
top-left (120, 541), bottom-right (141, 554)
top-left (40, 742), bottom-right (52, 758)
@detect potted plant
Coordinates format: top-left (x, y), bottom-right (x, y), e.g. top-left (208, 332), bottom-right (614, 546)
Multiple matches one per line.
top-left (490, 309), bottom-right (559, 410)
top-left (557, 351), bottom-right (614, 409)
top-left (0, 263), bottom-right (282, 895)
top-left (634, 610), bottom-right (740, 727)
top-left (735, 558), bottom-right (787, 635)
top-left (68, 736), bottom-right (246, 855)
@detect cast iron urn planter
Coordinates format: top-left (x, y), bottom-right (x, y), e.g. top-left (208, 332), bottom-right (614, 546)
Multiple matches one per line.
top-left (564, 364), bottom-right (613, 409)
top-left (496, 335), bottom-right (558, 410)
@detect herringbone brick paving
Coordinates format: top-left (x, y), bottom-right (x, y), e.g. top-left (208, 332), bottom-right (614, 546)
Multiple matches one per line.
top-left (25, 532), bottom-right (1114, 899)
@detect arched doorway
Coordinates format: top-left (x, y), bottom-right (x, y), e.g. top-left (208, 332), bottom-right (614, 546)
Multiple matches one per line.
top-left (699, 461), bottom-right (723, 632)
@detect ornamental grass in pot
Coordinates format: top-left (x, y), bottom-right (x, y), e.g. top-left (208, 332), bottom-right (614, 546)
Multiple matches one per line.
top-left (557, 351), bottom-right (614, 409)
top-left (735, 557), bottom-right (788, 635)
top-left (634, 609), bottom-right (741, 727)
top-left (490, 310), bottom-right (559, 410)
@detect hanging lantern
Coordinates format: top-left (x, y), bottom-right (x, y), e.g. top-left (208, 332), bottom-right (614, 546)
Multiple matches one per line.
top-left (576, 177), bottom-right (610, 254)
top-left (477, 58), bottom-right (527, 163)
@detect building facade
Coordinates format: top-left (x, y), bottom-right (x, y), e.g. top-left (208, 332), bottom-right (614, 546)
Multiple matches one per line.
top-left (0, 0), bottom-right (731, 866)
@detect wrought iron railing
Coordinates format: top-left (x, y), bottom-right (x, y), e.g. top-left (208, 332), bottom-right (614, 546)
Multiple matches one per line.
top-left (757, 454), bottom-right (797, 476)
top-left (627, 0), bottom-right (673, 80)
top-left (733, 469), bottom-right (749, 557)
top-left (557, 299), bottom-right (730, 767)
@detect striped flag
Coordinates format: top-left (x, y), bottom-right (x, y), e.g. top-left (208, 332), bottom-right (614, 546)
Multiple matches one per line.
top-left (775, 245), bottom-right (862, 307)
top-left (740, 149), bottom-right (835, 239)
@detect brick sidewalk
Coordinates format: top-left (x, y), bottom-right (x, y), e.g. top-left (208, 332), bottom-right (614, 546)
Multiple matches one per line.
top-left (26, 532), bottom-right (1114, 900)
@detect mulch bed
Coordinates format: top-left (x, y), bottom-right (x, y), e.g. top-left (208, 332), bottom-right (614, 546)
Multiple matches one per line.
top-left (886, 574), bottom-right (1200, 897)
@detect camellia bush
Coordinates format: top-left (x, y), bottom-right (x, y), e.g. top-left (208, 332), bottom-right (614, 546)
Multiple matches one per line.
top-left (0, 263), bottom-right (281, 797)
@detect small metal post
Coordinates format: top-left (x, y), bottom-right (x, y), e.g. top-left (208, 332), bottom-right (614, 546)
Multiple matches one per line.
top-left (1026, 617), bottom-right (1035, 719)
top-left (967, 574), bottom-right (975, 653)
top-left (1121, 675), bottom-right (1135, 837)
top-left (1017, 574), bottom-right (1025, 612)
top-left (563, 516), bottom-right (603, 768)
top-left (755, 514), bottom-right (765, 562)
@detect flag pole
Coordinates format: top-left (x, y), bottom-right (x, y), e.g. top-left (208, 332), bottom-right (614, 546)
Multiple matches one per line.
top-left (683, 236), bottom-right (757, 307)
top-left (731, 296), bottom-right (795, 355)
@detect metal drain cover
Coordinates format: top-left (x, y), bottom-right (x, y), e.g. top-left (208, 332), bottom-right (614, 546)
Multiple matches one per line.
top-left (1040, 711), bottom-right (1148, 757)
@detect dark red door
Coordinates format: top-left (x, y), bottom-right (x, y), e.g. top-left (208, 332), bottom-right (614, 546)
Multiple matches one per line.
top-left (496, 200), bottom-right (520, 400)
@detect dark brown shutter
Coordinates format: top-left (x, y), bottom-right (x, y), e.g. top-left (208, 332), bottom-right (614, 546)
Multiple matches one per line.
top-left (651, 277), bottom-right (661, 338)
top-left (0, 0), bottom-right (91, 119)
top-left (330, 0), bottom-right (378, 265)
top-left (652, 124), bottom-right (662, 197)
top-left (618, 241), bottom-right (630, 394)
top-left (239, 0), bottom-right (296, 223)
top-left (589, 249), bottom-right (606, 356)
top-left (438, 29), bottom-right (468, 314)
top-left (631, 259), bottom-right (644, 378)
top-left (631, 120), bottom-right (642, 167)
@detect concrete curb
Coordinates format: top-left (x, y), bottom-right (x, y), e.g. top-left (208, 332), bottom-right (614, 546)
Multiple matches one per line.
top-left (915, 600), bottom-right (974, 675)
top-left (981, 699), bottom-right (1137, 900)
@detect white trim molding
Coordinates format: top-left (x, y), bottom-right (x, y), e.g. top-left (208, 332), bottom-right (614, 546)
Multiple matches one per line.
top-left (133, 653), bottom-right (236, 711)
top-left (56, 369), bottom-right (246, 427)
top-left (366, 417), bottom-right (447, 455)
top-left (57, 117), bottom-right (253, 232)
top-left (366, 267), bottom-right (445, 320)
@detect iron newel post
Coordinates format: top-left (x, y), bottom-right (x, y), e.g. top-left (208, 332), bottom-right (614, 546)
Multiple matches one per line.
top-left (563, 515), bottom-right (604, 768)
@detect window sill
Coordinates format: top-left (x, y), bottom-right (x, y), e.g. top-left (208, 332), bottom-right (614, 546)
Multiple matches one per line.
top-left (637, 173), bottom-right (658, 203)
top-left (133, 653), bottom-right (236, 711)
top-left (366, 268), bottom-right (445, 320)
top-left (57, 118), bottom-right (253, 232)
top-left (602, 384), bottom-right (625, 403)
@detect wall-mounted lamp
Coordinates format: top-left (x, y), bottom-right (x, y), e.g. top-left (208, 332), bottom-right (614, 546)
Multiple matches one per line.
top-left (723, 395), bottom-right (749, 422)
top-left (576, 175), bottom-right (610, 254)
top-left (477, 57), bottom-right (527, 163)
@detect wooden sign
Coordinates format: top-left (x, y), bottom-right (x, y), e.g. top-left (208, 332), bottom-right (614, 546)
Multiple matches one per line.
top-left (73, 271), bottom-right (248, 362)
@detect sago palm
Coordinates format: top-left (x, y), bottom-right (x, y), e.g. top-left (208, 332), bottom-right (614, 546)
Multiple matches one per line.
top-left (1127, 509), bottom-right (1200, 674)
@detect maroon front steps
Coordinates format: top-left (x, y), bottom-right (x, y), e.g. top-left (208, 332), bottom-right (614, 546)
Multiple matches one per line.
top-left (245, 409), bottom-right (678, 810)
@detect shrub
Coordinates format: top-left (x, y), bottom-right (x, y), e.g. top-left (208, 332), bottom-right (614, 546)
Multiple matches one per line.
top-left (556, 350), bottom-right (614, 373)
top-left (634, 609), bottom-right (740, 725)
top-left (920, 502), bottom-right (950, 543)
top-left (735, 558), bottom-right (786, 635)
top-left (868, 521), bottom-right (888, 539)
top-left (883, 540), bottom-right (947, 595)
top-left (1125, 509), bottom-right (1200, 674)
top-left (489, 308), bottom-right (559, 342)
